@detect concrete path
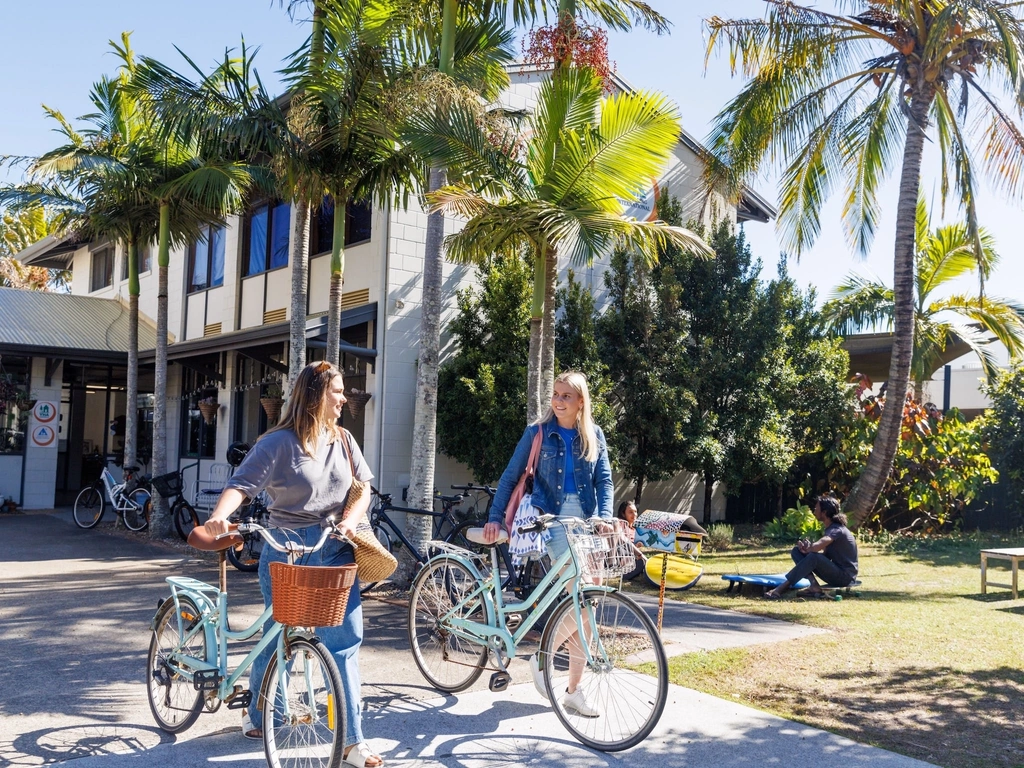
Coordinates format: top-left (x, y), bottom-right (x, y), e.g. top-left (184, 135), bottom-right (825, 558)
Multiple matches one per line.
top-left (0, 510), bottom-right (936, 767)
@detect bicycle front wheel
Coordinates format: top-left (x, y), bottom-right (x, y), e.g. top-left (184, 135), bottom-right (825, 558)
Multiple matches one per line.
top-left (73, 485), bottom-right (104, 529)
top-left (262, 637), bottom-right (345, 768)
top-left (541, 589), bottom-right (668, 752)
top-left (173, 499), bottom-right (200, 541)
top-left (147, 596), bottom-right (207, 734)
top-left (123, 488), bottom-right (151, 531)
top-left (642, 553), bottom-right (703, 590)
top-left (408, 557), bottom-right (488, 693)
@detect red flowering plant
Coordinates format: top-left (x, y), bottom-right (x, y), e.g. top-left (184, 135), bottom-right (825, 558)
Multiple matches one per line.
top-left (523, 13), bottom-right (615, 90)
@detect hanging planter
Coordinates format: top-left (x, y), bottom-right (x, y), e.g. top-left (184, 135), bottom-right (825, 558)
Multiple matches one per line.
top-left (345, 388), bottom-right (371, 418)
top-left (197, 397), bottom-right (219, 425)
top-left (260, 396), bottom-right (284, 423)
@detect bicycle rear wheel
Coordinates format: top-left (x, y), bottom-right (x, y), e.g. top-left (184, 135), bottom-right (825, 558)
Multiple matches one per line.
top-left (147, 596), bottom-right (208, 734)
top-left (540, 589), bottom-right (668, 752)
top-left (73, 485), bottom-right (104, 529)
top-left (173, 499), bottom-right (200, 541)
top-left (642, 553), bottom-right (703, 590)
top-left (358, 524), bottom-right (394, 595)
top-left (123, 488), bottom-right (151, 531)
top-left (262, 636), bottom-right (345, 768)
top-left (408, 556), bottom-right (488, 693)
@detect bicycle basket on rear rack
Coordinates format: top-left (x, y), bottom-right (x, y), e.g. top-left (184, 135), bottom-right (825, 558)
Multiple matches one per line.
top-left (151, 471), bottom-right (183, 497)
top-left (564, 518), bottom-right (636, 581)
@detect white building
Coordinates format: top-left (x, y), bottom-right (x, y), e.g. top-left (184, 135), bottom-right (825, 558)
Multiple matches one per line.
top-left (3, 67), bottom-right (774, 520)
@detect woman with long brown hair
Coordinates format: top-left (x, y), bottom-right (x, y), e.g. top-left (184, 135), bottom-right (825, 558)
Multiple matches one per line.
top-left (204, 361), bottom-right (382, 767)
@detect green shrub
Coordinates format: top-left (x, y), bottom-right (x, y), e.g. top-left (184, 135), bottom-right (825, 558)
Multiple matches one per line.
top-left (705, 523), bottom-right (734, 551)
top-left (762, 503), bottom-right (822, 540)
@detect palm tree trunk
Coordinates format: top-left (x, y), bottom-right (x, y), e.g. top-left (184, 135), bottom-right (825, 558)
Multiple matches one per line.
top-left (124, 239), bottom-right (139, 471)
top-left (405, 0), bottom-right (458, 569)
top-left (845, 95), bottom-right (932, 528)
top-left (406, 167), bottom-right (446, 562)
top-left (288, 201), bottom-right (311, 389)
top-left (150, 203), bottom-right (172, 539)
top-left (326, 193), bottom-right (347, 367)
top-left (540, 246), bottom-right (557, 405)
top-left (527, 245), bottom-right (548, 422)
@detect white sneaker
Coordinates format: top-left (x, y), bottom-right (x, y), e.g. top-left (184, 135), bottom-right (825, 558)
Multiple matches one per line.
top-left (528, 654), bottom-right (549, 701)
top-left (562, 687), bottom-right (599, 718)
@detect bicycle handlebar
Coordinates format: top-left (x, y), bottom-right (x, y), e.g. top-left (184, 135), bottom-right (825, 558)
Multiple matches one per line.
top-left (451, 483), bottom-right (496, 496)
top-left (221, 515), bottom-right (355, 554)
top-left (516, 513), bottom-right (558, 535)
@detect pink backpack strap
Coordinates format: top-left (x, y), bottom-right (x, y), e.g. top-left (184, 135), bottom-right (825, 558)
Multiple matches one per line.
top-left (525, 427), bottom-right (543, 477)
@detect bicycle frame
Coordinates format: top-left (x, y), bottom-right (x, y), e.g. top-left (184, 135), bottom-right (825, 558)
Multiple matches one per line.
top-left (157, 576), bottom-right (285, 701)
top-left (99, 468), bottom-right (134, 513)
top-left (430, 525), bottom-right (613, 665)
top-left (370, 499), bottom-right (454, 564)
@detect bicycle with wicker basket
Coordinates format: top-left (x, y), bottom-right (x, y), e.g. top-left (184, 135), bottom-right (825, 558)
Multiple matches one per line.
top-left (408, 515), bottom-right (669, 752)
top-left (146, 516), bottom-right (356, 768)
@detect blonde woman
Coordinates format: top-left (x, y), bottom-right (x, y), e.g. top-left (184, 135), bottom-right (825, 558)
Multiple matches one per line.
top-left (484, 371), bottom-right (613, 717)
top-left (203, 361), bottom-right (382, 767)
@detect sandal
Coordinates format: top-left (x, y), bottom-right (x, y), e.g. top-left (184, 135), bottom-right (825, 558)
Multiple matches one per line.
top-left (763, 591), bottom-right (783, 601)
top-left (241, 709), bottom-right (261, 740)
top-left (344, 742), bottom-right (384, 767)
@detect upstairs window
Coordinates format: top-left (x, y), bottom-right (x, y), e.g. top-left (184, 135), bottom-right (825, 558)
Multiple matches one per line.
top-left (309, 198), bottom-right (372, 257)
top-left (121, 243), bottom-right (153, 281)
top-left (188, 225), bottom-right (226, 292)
top-left (245, 200), bottom-right (290, 276)
top-left (90, 246), bottom-right (113, 292)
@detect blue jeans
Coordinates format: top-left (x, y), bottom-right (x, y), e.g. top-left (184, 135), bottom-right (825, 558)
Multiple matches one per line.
top-left (786, 547), bottom-right (854, 588)
top-left (544, 493), bottom-right (584, 562)
top-left (248, 524), bottom-right (364, 746)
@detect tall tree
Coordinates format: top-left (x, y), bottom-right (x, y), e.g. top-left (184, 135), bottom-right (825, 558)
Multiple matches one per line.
top-left (406, 65), bottom-right (711, 422)
top-left (705, 1), bottom-right (1024, 525)
top-left (0, 206), bottom-right (66, 290)
top-left (407, 0), bottom-right (670, 529)
top-left (822, 196), bottom-right (1024, 399)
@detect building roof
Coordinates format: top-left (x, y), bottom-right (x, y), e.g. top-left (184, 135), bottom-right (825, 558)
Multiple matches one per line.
top-left (0, 287), bottom-right (158, 362)
top-left (15, 233), bottom-right (87, 269)
top-left (842, 331), bottom-right (974, 383)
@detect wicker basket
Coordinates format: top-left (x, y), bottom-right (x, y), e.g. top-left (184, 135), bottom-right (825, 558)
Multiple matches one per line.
top-left (345, 390), bottom-right (371, 418)
top-left (269, 562), bottom-right (357, 627)
top-left (151, 471), bottom-right (183, 497)
top-left (260, 396), bottom-right (284, 423)
top-left (197, 401), bottom-right (219, 424)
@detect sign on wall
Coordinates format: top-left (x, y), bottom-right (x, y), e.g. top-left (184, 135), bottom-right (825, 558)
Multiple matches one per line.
top-left (31, 424), bottom-right (57, 448)
top-left (32, 401), bottom-right (57, 423)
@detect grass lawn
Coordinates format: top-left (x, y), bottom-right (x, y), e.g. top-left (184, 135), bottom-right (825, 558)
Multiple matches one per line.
top-left (622, 532), bottom-right (1024, 768)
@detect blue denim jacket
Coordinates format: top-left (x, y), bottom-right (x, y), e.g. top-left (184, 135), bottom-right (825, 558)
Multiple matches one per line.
top-left (489, 420), bottom-right (614, 525)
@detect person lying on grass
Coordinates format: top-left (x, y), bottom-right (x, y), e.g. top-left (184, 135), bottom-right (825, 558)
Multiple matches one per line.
top-left (765, 495), bottom-right (858, 600)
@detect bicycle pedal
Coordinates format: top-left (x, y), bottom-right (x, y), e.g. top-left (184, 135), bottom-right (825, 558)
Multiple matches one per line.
top-left (226, 687), bottom-right (252, 710)
top-left (488, 671), bottom-right (511, 693)
top-left (505, 614), bottom-right (522, 631)
top-left (192, 669), bottom-right (221, 691)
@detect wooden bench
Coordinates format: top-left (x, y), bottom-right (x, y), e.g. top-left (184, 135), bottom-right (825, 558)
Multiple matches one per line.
top-left (980, 548), bottom-right (1024, 599)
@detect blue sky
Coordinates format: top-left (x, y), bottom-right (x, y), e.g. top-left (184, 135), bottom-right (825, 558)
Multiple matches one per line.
top-left (2, 0), bottom-right (1022, 346)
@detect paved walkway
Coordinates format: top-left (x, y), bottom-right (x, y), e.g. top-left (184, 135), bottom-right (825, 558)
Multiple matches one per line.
top-left (0, 510), bottom-right (936, 767)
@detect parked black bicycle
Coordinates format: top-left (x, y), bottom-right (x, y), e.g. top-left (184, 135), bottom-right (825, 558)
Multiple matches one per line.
top-left (150, 461), bottom-right (200, 541)
top-left (225, 491), bottom-right (269, 572)
top-left (360, 487), bottom-right (472, 594)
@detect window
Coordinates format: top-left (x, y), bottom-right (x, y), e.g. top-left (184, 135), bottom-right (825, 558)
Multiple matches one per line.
top-left (121, 243), bottom-right (153, 281)
top-left (244, 201), bottom-right (290, 276)
top-left (188, 226), bottom-right (226, 292)
top-left (179, 368), bottom-right (218, 459)
top-left (90, 247), bottom-right (113, 292)
top-left (0, 356), bottom-right (30, 457)
top-left (309, 198), bottom-right (373, 257)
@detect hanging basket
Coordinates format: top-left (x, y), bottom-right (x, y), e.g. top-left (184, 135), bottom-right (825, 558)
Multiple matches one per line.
top-left (19, 399), bottom-right (37, 412)
top-left (345, 390), bottom-right (371, 418)
top-left (197, 401), bottom-right (219, 425)
top-left (261, 396), bottom-right (284, 424)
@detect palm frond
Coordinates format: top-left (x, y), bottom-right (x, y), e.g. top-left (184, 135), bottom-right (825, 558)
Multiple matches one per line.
top-left (820, 273), bottom-right (895, 335)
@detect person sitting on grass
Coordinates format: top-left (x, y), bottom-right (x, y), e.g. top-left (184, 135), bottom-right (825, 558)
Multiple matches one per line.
top-left (764, 495), bottom-right (858, 600)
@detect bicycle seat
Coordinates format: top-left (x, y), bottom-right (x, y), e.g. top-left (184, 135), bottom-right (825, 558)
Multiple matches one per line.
top-left (438, 494), bottom-right (463, 504)
top-left (124, 465), bottom-right (140, 474)
top-left (463, 527), bottom-right (508, 546)
top-left (187, 524), bottom-right (243, 551)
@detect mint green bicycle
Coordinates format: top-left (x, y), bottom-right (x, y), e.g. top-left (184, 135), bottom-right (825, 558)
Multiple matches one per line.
top-left (146, 517), bottom-right (354, 768)
top-left (408, 515), bottom-right (668, 752)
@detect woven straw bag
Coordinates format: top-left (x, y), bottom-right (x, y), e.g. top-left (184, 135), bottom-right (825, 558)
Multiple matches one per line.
top-left (340, 431), bottom-right (397, 583)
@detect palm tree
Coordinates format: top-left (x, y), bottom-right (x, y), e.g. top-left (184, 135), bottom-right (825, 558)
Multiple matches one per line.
top-left (0, 206), bottom-right (65, 290)
top-left (406, 67), bottom-right (711, 420)
top-left (704, 1), bottom-right (1024, 525)
top-left (404, 0), bottom-right (671, 522)
top-left (2, 35), bottom-right (164, 474)
top-left (822, 196), bottom-right (1024, 399)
